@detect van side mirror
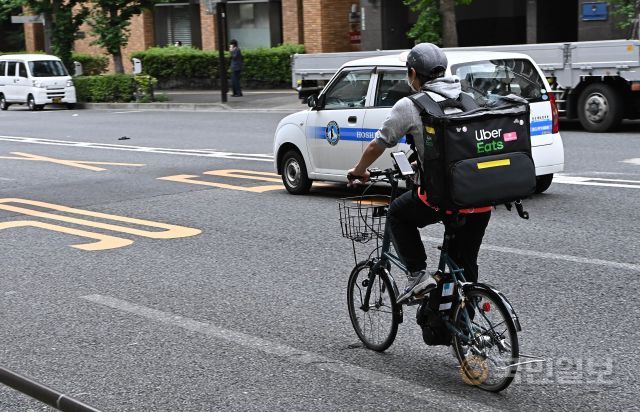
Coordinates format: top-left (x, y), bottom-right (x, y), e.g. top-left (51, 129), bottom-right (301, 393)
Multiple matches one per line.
top-left (307, 94), bottom-right (318, 108)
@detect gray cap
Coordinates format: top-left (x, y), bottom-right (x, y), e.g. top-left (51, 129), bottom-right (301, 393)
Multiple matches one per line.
top-left (406, 43), bottom-right (447, 80)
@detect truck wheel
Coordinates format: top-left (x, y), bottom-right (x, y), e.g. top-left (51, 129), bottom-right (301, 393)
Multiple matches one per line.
top-left (0, 94), bottom-right (9, 111)
top-left (535, 174), bottom-right (553, 194)
top-left (577, 84), bottom-right (623, 132)
top-left (280, 150), bottom-right (312, 195)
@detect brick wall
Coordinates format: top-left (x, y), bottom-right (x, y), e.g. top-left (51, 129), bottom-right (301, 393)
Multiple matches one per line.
top-left (200, 2), bottom-right (218, 51)
top-left (24, 23), bottom-right (44, 51)
top-left (282, 0), bottom-right (303, 44)
top-left (302, 0), bottom-right (353, 53)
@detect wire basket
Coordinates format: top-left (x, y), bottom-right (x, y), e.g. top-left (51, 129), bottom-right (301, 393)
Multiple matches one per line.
top-left (337, 196), bottom-right (390, 243)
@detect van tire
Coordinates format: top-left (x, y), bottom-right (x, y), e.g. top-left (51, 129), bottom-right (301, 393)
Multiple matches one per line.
top-left (0, 94), bottom-right (9, 111)
top-left (535, 174), bottom-right (553, 194)
top-left (280, 150), bottom-right (312, 195)
top-left (27, 95), bottom-right (38, 111)
top-left (577, 84), bottom-right (623, 133)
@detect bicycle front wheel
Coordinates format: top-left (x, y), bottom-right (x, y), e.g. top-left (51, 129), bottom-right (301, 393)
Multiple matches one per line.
top-left (452, 286), bottom-right (519, 392)
top-left (347, 261), bottom-right (400, 352)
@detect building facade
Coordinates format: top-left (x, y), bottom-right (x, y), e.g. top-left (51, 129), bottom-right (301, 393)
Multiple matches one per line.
top-left (20, 0), bottom-right (632, 73)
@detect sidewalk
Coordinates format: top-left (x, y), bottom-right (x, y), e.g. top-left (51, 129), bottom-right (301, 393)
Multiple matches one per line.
top-left (79, 88), bottom-right (306, 112)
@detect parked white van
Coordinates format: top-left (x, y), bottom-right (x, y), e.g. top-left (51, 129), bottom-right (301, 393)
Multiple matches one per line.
top-left (0, 54), bottom-right (77, 111)
top-left (274, 51), bottom-right (564, 194)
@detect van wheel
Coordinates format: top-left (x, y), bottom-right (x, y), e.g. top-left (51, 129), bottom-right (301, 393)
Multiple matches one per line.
top-left (535, 174), bottom-right (553, 194)
top-left (280, 150), bottom-right (312, 195)
top-left (27, 95), bottom-right (37, 111)
top-left (0, 94), bottom-right (9, 111)
top-left (577, 84), bottom-right (623, 132)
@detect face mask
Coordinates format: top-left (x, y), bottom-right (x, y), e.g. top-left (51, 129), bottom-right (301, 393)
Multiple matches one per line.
top-left (406, 74), bottom-right (418, 92)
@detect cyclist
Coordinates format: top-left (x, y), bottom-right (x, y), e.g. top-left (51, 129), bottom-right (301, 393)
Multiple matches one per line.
top-left (347, 42), bottom-right (491, 303)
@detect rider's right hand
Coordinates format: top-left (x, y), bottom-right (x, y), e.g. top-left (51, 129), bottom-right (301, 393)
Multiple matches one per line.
top-left (347, 168), bottom-right (370, 187)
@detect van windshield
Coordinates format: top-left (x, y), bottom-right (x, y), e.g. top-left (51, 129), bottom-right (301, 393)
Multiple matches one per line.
top-left (28, 60), bottom-right (68, 77)
top-left (451, 59), bottom-right (548, 103)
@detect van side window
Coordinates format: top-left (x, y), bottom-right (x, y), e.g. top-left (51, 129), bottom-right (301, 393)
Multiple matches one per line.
top-left (18, 63), bottom-right (28, 78)
top-left (0, 61), bottom-right (5, 76)
top-left (7, 62), bottom-right (17, 77)
top-left (323, 70), bottom-right (371, 110)
top-left (375, 71), bottom-right (412, 107)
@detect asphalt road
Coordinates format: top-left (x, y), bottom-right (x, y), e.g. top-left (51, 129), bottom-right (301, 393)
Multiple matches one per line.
top-left (0, 107), bottom-right (639, 411)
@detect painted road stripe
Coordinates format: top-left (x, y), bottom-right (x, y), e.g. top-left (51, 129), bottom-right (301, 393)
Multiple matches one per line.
top-left (0, 136), bottom-right (273, 162)
top-left (80, 294), bottom-right (498, 411)
top-left (554, 175), bottom-right (640, 189)
top-left (422, 236), bottom-right (640, 272)
top-left (622, 158), bottom-right (640, 165)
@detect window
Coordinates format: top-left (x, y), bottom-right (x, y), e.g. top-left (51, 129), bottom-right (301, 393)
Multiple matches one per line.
top-left (18, 63), bottom-right (27, 78)
top-left (7, 62), bottom-right (17, 76)
top-left (323, 70), bottom-right (371, 110)
top-left (375, 71), bottom-right (412, 107)
top-left (451, 59), bottom-right (547, 103)
top-left (29, 60), bottom-right (68, 77)
top-left (0, 61), bottom-right (5, 76)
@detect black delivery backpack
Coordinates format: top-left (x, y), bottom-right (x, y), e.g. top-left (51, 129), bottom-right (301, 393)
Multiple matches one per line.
top-left (408, 92), bottom-right (536, 210)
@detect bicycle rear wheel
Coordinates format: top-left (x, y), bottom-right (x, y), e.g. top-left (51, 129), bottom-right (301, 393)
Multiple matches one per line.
top-left (452, 286), bottom-right (519, 392)
top-left (347, 261), bottom-right (400, 352)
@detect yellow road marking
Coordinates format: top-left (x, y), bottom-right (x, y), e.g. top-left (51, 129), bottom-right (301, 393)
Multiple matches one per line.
top-left (204, 169), bottom-right (281, 183)
top-left (158, 169), bottom-right (332, 192)
top-left (0, 220), bottom-right (132, 250)
top-left (0, 198), bottom-right (201, 250)
top-left (0, 198), bottom-right (201, 239)
top-left (158, 174), bottom-right (283, 193)
top-left (0, 152), bottom-right (145, 171)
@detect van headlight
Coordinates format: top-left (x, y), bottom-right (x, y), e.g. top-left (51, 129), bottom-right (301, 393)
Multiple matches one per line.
top-left (66, 79), bottom-right (74, 87)
top-left (32, 80), bottom-right (45, 88)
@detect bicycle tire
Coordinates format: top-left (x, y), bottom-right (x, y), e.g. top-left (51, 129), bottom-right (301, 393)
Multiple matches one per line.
top-left (347, 261), bottom-right (400, 352)
top-left (452, 285), bottom-right (519, 392)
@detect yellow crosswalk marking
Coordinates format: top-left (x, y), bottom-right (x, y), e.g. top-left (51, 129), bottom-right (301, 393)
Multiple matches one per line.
top-left (0, 152), bottom-right (145, 171)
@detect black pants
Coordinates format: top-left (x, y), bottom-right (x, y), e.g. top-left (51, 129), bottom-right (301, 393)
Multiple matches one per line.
top-left (231, 70), bottom-right (242, 96)
top-left (387, 190), bottom-right (491, 283)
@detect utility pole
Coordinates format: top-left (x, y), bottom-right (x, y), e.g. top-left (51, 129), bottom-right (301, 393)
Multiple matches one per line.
top-left (215, 0), bottom-right (229, 103)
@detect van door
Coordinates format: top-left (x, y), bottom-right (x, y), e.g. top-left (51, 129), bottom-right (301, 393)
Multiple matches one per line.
top-left (15, 62), bottom-right (31, 103)
top-left (3, 61), bottom-right (18, 101)
top-left (306, 68), bottom-right (372, 177)
top-left (362, 69), bottom-right (413, 171)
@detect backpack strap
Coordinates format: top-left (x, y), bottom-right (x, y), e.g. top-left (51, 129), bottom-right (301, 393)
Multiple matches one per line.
top-left (407, 92), bottom-right (445, 116)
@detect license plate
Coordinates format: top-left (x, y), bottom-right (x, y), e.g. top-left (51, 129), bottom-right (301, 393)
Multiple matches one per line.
top-left (52, 98), bottom-right (61, 104)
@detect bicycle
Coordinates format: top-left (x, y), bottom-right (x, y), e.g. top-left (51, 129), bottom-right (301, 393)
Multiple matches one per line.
top-left (339, 154), bottom-right (523, 392)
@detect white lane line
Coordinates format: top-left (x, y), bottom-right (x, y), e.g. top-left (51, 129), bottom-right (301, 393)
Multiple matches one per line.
top-left (80, 294), bottom-right (497, 411)
top-left (622, 158), bottom-right (640, 165)
top-left (554, 175), bottom-right (640, 189)
top-left (422, 236), bottom-right (640, 272)
top-left (113, 111), bottom-right (145, 114)
top-left (0, 135), bottom-right (274, 162)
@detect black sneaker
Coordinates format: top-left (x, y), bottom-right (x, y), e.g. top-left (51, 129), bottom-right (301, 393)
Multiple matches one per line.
top-left (397, 271), bottom-right (437, 303)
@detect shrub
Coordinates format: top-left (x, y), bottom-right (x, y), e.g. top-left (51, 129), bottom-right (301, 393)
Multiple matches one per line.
top-left (74, 74), bottom-right (137, 102)
top-left (131, 44), bottom-right (305, 87)
top-left (72, 53), bottom-right (109, 76)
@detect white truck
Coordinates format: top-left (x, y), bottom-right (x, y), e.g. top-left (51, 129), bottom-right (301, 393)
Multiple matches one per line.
top-left (292, 40), bottom-right (640, 132)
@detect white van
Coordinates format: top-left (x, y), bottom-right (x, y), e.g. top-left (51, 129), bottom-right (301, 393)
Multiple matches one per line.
top-left (0, 54), bottom-right (77, 111)
top-left (274, 51), bottom-right (564, 194)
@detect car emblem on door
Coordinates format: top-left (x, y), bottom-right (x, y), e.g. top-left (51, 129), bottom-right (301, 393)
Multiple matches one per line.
top-left (325, 121), bottom-right (340, 146)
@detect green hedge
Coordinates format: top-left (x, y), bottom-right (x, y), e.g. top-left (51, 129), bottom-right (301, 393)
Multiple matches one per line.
top-left (131, 44), bottom-right (305, 86)
top-left (74, 74), bottom-right (157, 103)
top-left (72, 53), bottom-right (109, 76)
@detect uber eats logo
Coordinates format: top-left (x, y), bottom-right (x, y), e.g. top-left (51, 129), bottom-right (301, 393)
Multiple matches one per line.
top-left (475, 128), bottom-right (505, 153)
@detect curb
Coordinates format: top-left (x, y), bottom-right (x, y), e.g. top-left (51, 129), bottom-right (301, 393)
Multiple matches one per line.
top-left (78, 102), bottom-right (303, 112)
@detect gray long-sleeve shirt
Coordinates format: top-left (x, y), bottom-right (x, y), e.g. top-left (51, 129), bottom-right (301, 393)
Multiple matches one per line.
top-left (374, 76), bottom-right (464, 163)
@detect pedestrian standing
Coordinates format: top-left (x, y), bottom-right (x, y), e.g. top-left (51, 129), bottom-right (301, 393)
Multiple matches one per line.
top-left (229, 39), bottom-right (243, 97)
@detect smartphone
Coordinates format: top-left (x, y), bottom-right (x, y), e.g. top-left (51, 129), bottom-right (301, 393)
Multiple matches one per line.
top-left (391, 151), bottom-right (415, 176)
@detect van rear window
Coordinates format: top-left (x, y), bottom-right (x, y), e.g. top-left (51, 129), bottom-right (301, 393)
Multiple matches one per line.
top-left (451, 59), bottom-right (548, 103)
top-left (28, 60), bottom-right (68, 77)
